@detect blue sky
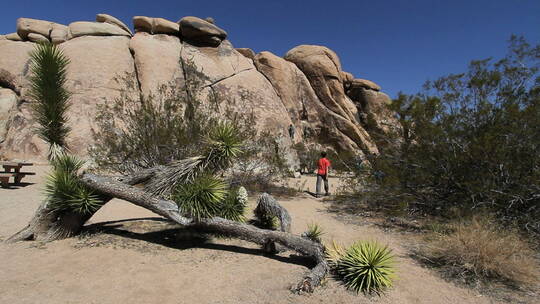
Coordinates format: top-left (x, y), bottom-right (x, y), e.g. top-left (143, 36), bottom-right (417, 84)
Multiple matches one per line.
top-left (1, 0), bottom-right (539, 98)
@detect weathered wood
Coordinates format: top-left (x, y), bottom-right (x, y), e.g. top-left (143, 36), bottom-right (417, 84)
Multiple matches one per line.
top-left (255, 193), bottom-right (292, 232)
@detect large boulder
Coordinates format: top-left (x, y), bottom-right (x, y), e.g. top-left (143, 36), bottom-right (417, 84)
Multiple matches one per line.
top-left (16, 18), bottom-right (54, 39)
top-left (132, 16), bottom-right (179, 35)
top-left (96, 14), bottom-right (132, 36)
top-left (349, 78), bottom-right (381, 92)
top-left (5, 33), bottom-right (23, 41)
top-left (27, 33), bottom-right (49, 43)
top-left (129, 32), bottom-right (184, 97)
top-left (50, 24), bottom-right (69, 44)
top-left (284, 45), bottom-right (378, 155)
top-left (178, 16), bottom-right (227, 47)
top-left (69, 22), bottom-right (131, 38)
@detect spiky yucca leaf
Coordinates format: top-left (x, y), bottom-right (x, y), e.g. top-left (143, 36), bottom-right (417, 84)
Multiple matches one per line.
top-left (45, 154), bottom-right (103, 215)
top-left (28, 42), bottom-right (71, 150)
top-left (172, 175), bottom-right (227, 220)
top-left (204, 121), bottom-right (243, 169)
top-left (217, 187), bottom-right (247, 222)
top-left (302, 223), bottom-right (324, 243)
top-left (334, 241), bottom-right (395, 294)
top-left (325, 240), bottom-right (347, 265)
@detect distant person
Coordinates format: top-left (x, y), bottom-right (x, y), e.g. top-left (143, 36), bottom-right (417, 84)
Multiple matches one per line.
top-left (315, 152), bottom-right (331, 197)
top-left (288, 124), bottom-right (295, 139)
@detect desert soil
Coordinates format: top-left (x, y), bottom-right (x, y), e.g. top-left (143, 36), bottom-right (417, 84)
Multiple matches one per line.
top-left (0, 165), bottom-right (499, 304)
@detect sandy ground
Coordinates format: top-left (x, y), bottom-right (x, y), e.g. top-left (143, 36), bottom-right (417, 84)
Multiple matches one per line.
top-left (0, 165), bottom-right (500, 304)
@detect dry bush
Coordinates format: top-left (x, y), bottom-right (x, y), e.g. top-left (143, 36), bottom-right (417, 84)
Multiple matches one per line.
top-left (418, 216), bottom-right (539, 287)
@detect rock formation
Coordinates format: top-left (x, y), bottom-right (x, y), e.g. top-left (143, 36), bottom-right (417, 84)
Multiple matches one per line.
top-left (0, 13), bottom-right (400, 163)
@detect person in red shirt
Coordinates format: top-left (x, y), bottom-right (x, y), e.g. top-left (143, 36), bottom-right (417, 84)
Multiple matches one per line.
top-left (316, 152), bottom-right (331, 197)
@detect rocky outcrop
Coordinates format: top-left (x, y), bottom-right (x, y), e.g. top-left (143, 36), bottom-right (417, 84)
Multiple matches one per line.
top-left (0, 14), bottom-right (399, 163)
top-left (133, 16), bottom-right (180, 35)
top-left (284, 45), bottom-right (378, 155)
top-left (179, 16), bottom-right (227, 47)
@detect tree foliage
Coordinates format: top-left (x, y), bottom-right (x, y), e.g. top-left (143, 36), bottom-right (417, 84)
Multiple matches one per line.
top-left (357, 36), bottom-right (540, 236)
top-left (28, 42), bottom-right (71, 152)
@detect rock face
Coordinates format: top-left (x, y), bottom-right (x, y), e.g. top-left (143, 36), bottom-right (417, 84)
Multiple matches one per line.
top-left (284, 45), bottom-right (379, 155)
top-left (179, 16), bottom-right (227, 47)
top-left (0, 14), bottom-right (400, 163)
top-left (0, 88), bottom-right (17, 142)
top-left (129, 32), bottom-right (184, 97)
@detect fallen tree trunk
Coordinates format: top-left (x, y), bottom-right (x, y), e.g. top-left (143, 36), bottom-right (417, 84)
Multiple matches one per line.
top-left (80, 173), bottom-right (329, 292)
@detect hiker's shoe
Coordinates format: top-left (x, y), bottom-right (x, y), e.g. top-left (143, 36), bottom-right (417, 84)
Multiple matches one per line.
top-left (324, 192), bottom-right (330, 196)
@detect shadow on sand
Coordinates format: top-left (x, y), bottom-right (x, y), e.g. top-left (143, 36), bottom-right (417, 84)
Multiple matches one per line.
top-left (83, 218), bottom-right (314, 268)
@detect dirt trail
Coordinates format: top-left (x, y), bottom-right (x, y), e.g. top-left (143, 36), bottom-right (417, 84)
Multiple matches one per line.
top-left (0, 166), bottom-right (496, 303)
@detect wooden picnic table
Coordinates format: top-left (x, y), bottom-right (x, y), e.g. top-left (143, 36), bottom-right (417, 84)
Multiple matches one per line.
top-left (0, 161), bottom-right (35, 187)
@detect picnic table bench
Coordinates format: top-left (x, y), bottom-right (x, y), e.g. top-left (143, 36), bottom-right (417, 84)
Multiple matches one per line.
top-left (0, 161), bottom-right (35, 187)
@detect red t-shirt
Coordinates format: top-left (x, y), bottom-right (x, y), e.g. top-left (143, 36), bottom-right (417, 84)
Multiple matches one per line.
top-left (317, 158), bottom-right (331, 175)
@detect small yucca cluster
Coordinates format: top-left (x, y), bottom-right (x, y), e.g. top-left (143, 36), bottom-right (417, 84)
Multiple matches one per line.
top-left (45, 153), bottom-right (103, 215)
top-left (172, 177), bottom-right (247, 222)
top-left (302, 223), bottom-right (324, 243)
top-left (327, 240), bottom-right (395, 294)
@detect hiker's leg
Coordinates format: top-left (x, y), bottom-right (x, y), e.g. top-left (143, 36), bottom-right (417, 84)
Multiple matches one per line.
top-left (324, 174), bottom-right (329, 194)
top-left (316, 174), bottom-right (322, 196)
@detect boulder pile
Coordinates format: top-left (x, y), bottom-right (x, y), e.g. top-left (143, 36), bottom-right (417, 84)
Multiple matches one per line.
top-left (0, 13), bottom-right (401, 163)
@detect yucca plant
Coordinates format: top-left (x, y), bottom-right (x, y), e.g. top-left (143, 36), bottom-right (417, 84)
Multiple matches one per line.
top-left (172, 175), bottom-right (228, 221)
top-left (204, 121), bottom-right (243, 170)
top-left (331, 241), bottom-right (395, 294)
top-left (45, 153), bottom-right (103, 215)
top-left (302, 223), bottom-right (324, 243)
top-left (28, 42), bottom-right (71, 153)
top-left (217, 187), bottom-right (247, 222)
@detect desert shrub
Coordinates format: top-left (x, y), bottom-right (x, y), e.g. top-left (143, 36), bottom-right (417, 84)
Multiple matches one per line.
top-left (327, 240), bottom-right (396, 294)
top-left (345, 36), bottom-right (540, 237)
top-left (45, 153), bottom-right (104, 215)
top-left (302, 223), bottom-right (324, 243)
top-left (28, 42), bottom-right (71, 155)
top-left (416, 216), bottom-right (539, 286)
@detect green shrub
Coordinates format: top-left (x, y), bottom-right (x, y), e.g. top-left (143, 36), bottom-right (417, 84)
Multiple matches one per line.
top-left (45, 154), bottom-right (103, 215)
top-left (329, 241), bottom-right (395, 294)
top-left (172, 175), bottom-right (227, 221)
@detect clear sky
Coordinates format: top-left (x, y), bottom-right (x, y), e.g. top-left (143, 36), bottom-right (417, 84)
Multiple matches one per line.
top-left (1, 0), bottom-right (539, 98)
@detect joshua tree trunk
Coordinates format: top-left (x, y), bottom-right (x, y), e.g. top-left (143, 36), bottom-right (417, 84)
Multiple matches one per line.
top-left (79, 173), bottom-right (328, 293)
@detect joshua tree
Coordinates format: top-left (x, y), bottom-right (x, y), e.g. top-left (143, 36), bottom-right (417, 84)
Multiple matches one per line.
top-left (28, 42), bottom-right (72, 158)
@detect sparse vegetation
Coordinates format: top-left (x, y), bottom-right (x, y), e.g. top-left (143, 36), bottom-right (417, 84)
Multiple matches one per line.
top-left (415, 216), bottom-right (539, 287)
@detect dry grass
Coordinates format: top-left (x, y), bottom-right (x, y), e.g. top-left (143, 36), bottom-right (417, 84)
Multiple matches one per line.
top-left (417, 216), bottom-right (539, 287)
